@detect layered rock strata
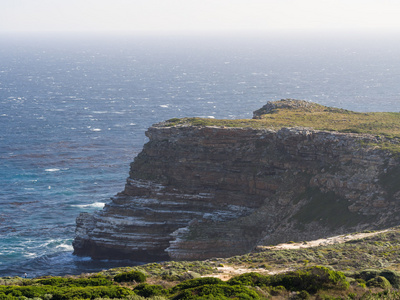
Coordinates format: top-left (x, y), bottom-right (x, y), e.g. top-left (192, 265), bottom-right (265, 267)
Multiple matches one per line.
top-left (73, 102), bottom-right (400, 261)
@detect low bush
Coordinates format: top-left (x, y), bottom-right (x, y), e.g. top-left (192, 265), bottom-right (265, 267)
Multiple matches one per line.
top-left (366, 276), bottom-right (392, 289)
top-left (0, 285), bottom-right (134, 300)
top-left (172, 284), bottom-right (259, 300)
top-left (170, 277), bottom-right (224, 293)
top-left (114, 270), bottom-right (146, 283)
top-left (271, 266), bottom-right (349, 293)
top-left (356, 269), bottom-right (381, 282)
top-left (353, 269), bottom-right (400, 289)
top-left (375, 270), bottom-right (400, 289)
top-left (227, 266), bottom-right (348, 294)
top-left (36, 276), bottom-right (113, 287)
top-left (134, 283), bottom-right (165, 297)
top-left (295, 290), bottom-right (311, 299)
top-left (227, 272), bottom-right (270, 287)
top-left (267, 285), bottom-right (286, 296)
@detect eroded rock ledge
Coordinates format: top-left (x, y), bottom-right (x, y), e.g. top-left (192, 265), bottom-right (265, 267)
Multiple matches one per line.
top-left (73, 100), bottom-right (400, 261)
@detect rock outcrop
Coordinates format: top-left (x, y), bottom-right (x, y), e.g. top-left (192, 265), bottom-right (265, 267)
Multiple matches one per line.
top-left (73, 100), bottom-right (400, 261)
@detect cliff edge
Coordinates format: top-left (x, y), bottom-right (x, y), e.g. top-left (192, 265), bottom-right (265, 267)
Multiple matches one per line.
top-left (73, 99), bottom-right (400, 261)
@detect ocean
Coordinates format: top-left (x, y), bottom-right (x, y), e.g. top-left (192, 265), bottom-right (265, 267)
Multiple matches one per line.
top-left (1, 32), bottom-right (400, 278)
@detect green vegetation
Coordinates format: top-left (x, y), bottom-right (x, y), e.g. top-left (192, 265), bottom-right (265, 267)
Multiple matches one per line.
top-left (0, 284), bottom-right (134, 300)
top-left (226, 266), bottom-right (348, 293)
top-left (1, 264), bottom-right (398, 299)
top-left (114, 271), bottom-right (147, 283)
top-left (226, 228), bottom-right (400, 273)
top-left (162, 103), bottom-right (400, 138)
top-left (160, 100), bottom-right (400, 154)
top-left (3, 228), bottom-right (400, 298)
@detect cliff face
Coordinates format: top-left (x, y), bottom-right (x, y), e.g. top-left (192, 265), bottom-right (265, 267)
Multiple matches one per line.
top-left (73, 101), bottom-right (400, 261)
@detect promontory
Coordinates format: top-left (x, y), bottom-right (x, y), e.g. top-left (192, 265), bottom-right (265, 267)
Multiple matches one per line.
top-left (73, 99), bottom-right (400, 262)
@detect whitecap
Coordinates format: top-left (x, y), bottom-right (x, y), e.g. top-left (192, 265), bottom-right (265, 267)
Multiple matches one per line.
top-left (90, 128), bottom-right (101, 132)
top-left (45, 168), bottom-right (60, 172)
top-left (160, 104), bottom-right (169, 108)
top-left (196, 116), bottom-right (215, 119)
top-left (129, 123), bottom-right (136, 126)
top-left (56, 243), bottom-right (73, 251)
top-left (71, 202), bottom-right (106, 209)
top-left (24, 252), bottom-right (37, 258)
top-left (92, 111), bottom-right (108, 114)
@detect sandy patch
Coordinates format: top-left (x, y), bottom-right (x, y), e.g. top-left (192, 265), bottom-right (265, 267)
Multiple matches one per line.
top-left (256, 228), bottom-right (392, 251)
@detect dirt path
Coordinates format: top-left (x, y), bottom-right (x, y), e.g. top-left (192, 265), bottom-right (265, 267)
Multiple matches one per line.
top-left (207, 228), bottom-right (393, 280)
top-left (256, 228), bottom-right (391, 251)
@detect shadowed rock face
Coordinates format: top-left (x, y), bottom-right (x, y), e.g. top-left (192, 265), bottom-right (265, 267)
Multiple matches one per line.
top-left (73, 101), bottom-right (400, 261)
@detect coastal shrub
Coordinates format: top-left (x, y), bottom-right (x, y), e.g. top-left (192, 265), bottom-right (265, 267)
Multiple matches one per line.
top-left (36, 276), bottom-right (113, 287)
top-left (267, 285), bottom-right (286, 296)
top-left (379, 270), bottom-right (400, 288)
top-left (0, 277), bottom-right (25, 286)
top-left (114, 270), bottom-right (146, 283)
top-left (227, 272), bottom-right (270, 287)
top-left (227, 267), bottom-right (348, 294)
top-left (134, 283), bottom-right (165, 297)
top-left (161, 270), bottom-right (180, 281)
top-left (52, 286), bottom-right (134, 300)
top-left (170, 277), bottom-right (224, 293)
top-left (295, 290), bottom-right (311, 299)
top-left (0, 285), bottom-right (54, 298)
top-left (124, 296), bottom-right (168, 300)
top-left (172, 284), bottom-right (259, 300)
top-left (178, 272), bottom-right (201, 281)
top-left (366, 276), bottom-right (392, 289)
top-left (356, 269), bottom-right (381, 282)
top-left (270, 266), bottom-right (349, 293)
top-left (0, 285), bottom-right (133, 300)
top-left (353, 269), bottom-right (400, 289)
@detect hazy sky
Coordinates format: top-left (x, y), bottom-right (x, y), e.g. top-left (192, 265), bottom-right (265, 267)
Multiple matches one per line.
top-left (2, 0), bottom-right (400, 33)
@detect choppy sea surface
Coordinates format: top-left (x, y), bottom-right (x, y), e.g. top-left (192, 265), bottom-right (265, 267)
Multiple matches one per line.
top-left (1, 32), bottom-right (400, 277)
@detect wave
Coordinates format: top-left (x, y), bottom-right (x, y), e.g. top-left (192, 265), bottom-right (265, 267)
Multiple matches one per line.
top-left (71, 202), bottom-right (106, 209)
top-left (55, 243), bottom-right (74, 251)
top-left (197, 115), bottom-right (215, 119)
top-left (45, 168), bottom-right (60, 172)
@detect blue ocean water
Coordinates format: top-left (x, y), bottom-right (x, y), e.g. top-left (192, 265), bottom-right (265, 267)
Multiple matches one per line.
top-left (1, 32), bottom-right (400, 277)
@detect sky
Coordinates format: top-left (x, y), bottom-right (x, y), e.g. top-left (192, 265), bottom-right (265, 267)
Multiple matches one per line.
top-left (1, 0), bottom-right (400, 34)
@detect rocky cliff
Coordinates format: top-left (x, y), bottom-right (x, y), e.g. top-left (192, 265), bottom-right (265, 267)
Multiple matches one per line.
top-left (73, 100), bottom-right (400, 261)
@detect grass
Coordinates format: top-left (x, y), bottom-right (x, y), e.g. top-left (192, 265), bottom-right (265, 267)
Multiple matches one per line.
top-left (160, 102), bottom-right (400, 139)
top-left (159, 100), bottom-right (400, 157)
